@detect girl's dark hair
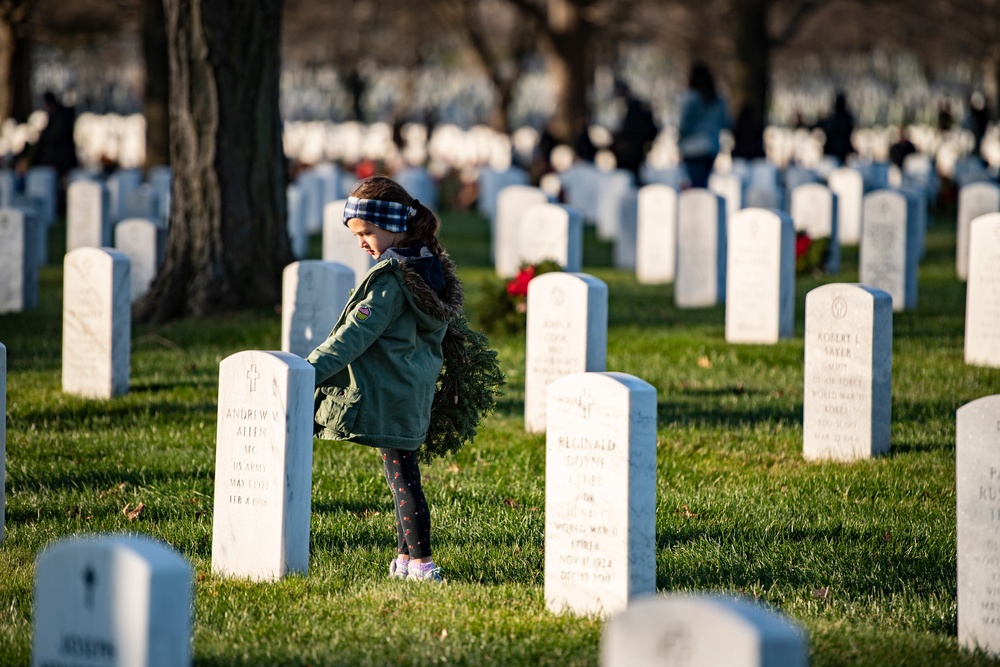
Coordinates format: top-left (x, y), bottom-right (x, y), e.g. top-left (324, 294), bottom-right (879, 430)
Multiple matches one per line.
top-left (349, 175), bottom-right (444, 256)
top-left (689, 61), bottom-right (717, 103)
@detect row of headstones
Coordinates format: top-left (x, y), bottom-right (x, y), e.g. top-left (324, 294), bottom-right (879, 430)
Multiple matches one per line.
top-left (521, 264), bottom-right (1000, 463)
top-left (0, 204), bottom-right (167, 315)
top-left (0, 332), bottom-right (805, 666)
top-left (492, 186), bottom-right (1000, 367)
top-left (24, 535), bottom-right (807, 666)
top-left (16, 243), bottom-right (358, 400)
top-left (9, 345), bottom-right (1000, 662)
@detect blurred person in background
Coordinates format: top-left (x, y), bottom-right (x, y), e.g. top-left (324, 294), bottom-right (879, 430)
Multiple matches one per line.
top-left (677, 61), bottom-right (731, 188)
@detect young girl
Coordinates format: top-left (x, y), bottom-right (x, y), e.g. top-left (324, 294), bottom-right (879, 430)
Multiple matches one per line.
top-left (306, 175), bottom-right (464, 582)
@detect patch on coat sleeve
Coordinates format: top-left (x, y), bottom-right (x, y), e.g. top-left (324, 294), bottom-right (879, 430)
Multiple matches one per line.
top-left (355, 304), bottom-right (372, 321)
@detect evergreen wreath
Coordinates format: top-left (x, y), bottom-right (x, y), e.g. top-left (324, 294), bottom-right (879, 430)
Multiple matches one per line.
top-left (475, 260), bottom-right (563, 335)
top-left (421, 314), bottom-right (506, 462)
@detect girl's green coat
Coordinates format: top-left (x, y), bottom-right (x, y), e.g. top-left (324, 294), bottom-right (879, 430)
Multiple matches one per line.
top-left (306, 254), bottom-right (464, 450)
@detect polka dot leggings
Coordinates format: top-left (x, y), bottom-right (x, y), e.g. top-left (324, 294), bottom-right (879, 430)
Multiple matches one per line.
top-left (380, 448), bottom-right (431, 559)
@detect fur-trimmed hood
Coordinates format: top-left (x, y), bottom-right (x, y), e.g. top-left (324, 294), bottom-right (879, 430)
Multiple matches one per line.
top-left (382, 252), bottom-right (464, 324)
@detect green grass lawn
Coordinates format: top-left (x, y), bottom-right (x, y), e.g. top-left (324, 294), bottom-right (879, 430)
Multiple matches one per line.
top-left (2, 202), bottom-right (1000, 666)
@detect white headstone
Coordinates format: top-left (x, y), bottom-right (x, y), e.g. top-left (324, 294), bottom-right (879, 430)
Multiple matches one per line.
top-left (0, 208), bottom-right (39, 313)
top-left (0, 342), bottom-right (4, 545)
top-left (286, 183), bottom-right (308, 259)
top-left (67, 179), bottom-right (111, 251)
top-left (0, 169), bottom-right (14, 207)
top-left (744, 185), bottom-right (781, 210)
top-left (828, 167), bottom-right (864, 245)
top-left (898, 184), bottom-right (928, 261)
top-left (120, 185), bottom-right (159, 222)
top-left (525, 273), bottom-right (608, 433)
top-left (957, 394), bottom-right (1000, 656)
top-left (675, 189), bottom-right (727, 308)
top-left (965, 213), bottom-right (1000, 368)
top-left (495, 185), bottom-right (549, 277)
top-left (790, 183), bottom-right (840, 273)
top-left (803, 284), bottom-right (892, 461)
top-left (149, 166), bottom-right (172, 223)
top-left (516, 203), bottom-right (583, 272)
top-left (636, 184), bottom-right (678, 284)
top-left (612, 189), bottom-right (640, 270)
top-left (708, 171), bottom-right (743, 228)
top-left (211, 350), bottom-right (315, 580)
top-left (395, 166), bottom-right (438, 211)
top-left (595, 170), bottom-right (635, 242)
top-left (956, 183), bottom-right (1000, 282)
top-left (107, 168), bottom-right (143, 224)
top-left (859, 189), bottom-right (919, 311)
top-left (323, 199), bottom-right (375, 286)
top-left (62, 248), bottom-right (131, 398)
top-left (560, 162), bottom-right (602, 222)
top-left (601, 595), bottom-right (808, 667)
top-left (25, 166), bottom-right (57, 228)
top-left (299, 167), bottom-right (340, 235)
top-left (478, 166), bottom-right (530, 221)
top-left (725, 209), bottom-right (795, 344)
top-left (544, 372), bottom-right (657, 616)
top-left (114, 218), bottom-right (167, 303)
top-left (32, 534), bottom-right (192, 667)
top-left (281, 260), bottom-right (355, 358)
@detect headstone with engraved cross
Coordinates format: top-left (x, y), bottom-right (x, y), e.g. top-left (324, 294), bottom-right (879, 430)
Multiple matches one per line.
top-left (211, 350), bottom-right (315, 580)
top-left (32, 534), bottom-right (192, 667)
top-left (524, 273), bottom-right (608, 433)
top-left (601, 595), bottom-right (808, 667)
top-left (803, 283), bottom-right (893, 461)
top-left (544, 372), bottom-right (657, 616)
top-left (957, 394), bottom-right (1000, 656)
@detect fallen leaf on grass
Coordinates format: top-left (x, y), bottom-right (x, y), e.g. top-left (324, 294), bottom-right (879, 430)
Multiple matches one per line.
top-left (439, 628), bottom-right (449, 640)
top-left (812, 588), bottom-right (829, 599)
top-left (679, 504), bottom-right (698, 518)
top-left (123, 502), bottom-right (145, 521)
top-left (504, 498), bottom-right (521, 508)
top-left (697, 356), bottom-right (712, 369)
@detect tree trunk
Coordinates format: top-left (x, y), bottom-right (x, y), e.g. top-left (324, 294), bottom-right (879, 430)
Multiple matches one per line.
top-left (0, 0), bottom-right (34, 122)
top-left (136, 0), bottom-right (291, 323)
top-left (142, 0), bottom-right (170, 168)
top-left (731, 0), bottom-right (770, 136)
top-left (539, 0), bottom-right (594, 143)
top-left (0, 18), bottom-right (14, 121)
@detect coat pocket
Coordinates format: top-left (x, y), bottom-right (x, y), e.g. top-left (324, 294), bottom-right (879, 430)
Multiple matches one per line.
top-left (315, 384), bottom-right (363, 437)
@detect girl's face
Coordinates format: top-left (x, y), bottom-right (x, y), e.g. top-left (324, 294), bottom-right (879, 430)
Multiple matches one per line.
top-left (346, 218), bottom-right (404, 259)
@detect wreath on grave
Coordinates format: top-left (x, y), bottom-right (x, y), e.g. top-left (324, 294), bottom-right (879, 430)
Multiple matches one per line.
top-left (475, 260), bottom-right (563, 335)
top-left (795, 232), bottom-right (830, 275)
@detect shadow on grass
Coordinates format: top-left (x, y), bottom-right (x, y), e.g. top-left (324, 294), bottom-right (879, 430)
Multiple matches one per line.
top-left (655, 524), bottom-right (955, 604)
top-left (658, 394), bottom-right (803, 429)
top-left (13, 400), bottom-right (217, 432)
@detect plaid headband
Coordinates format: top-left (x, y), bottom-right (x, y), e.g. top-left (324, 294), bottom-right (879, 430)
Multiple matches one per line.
top-left (343, 196), bottom-right (416, 233)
